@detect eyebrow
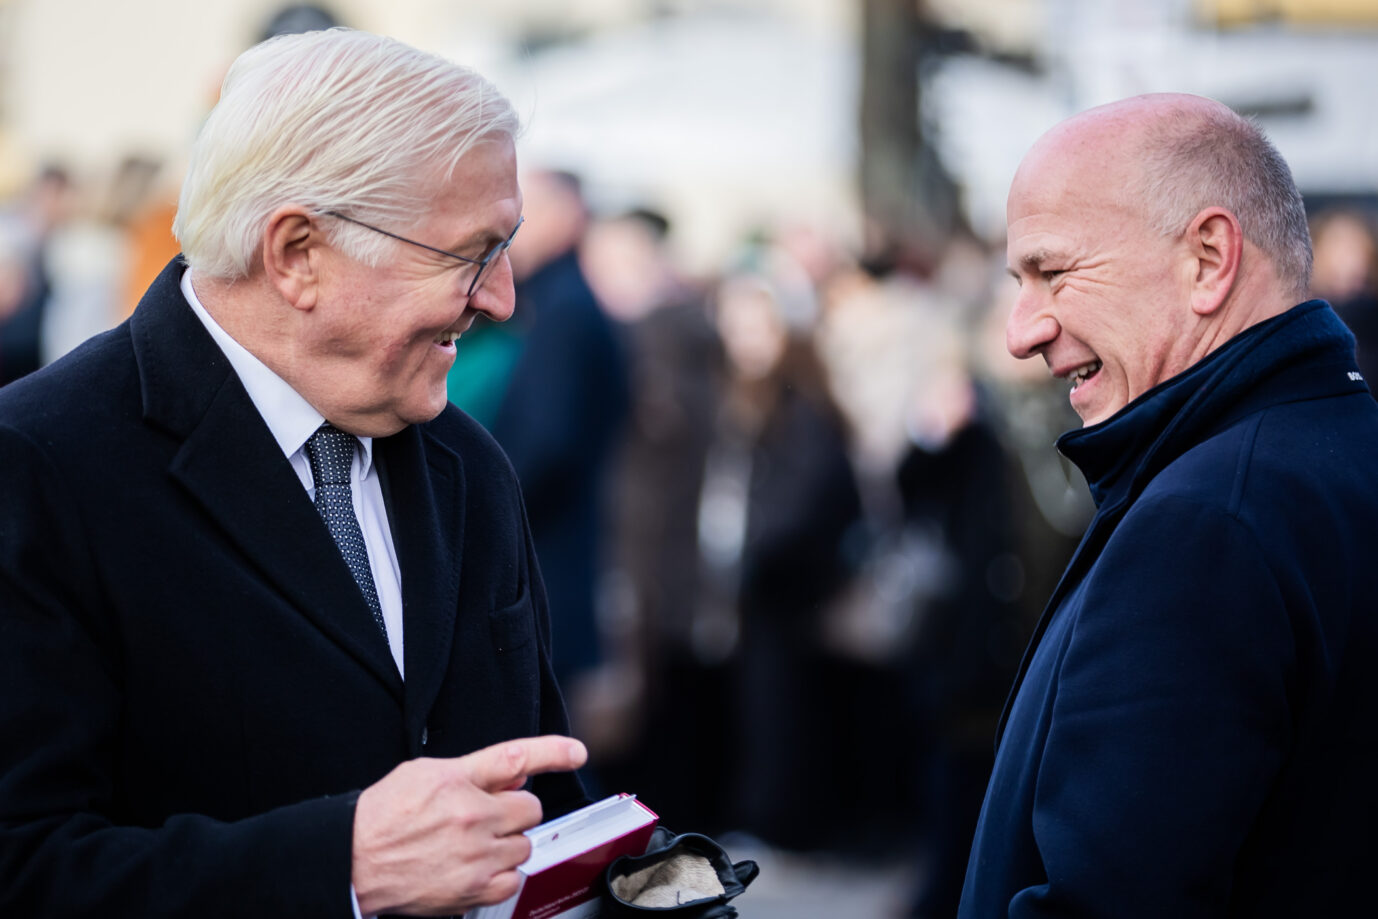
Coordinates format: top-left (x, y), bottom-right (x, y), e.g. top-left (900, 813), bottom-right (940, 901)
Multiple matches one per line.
top-left (1009, 247), bottom-right (1058, 278)
top-left (447, 222), bottom-right (520, 257)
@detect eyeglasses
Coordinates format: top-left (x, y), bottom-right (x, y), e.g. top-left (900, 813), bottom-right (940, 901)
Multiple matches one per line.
top-left (325, 211), bottom-right (524, 298)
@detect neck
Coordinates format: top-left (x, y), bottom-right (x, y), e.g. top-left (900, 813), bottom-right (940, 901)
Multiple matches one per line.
top-left (191, 271), bottom-right (308, 393)
top-left (1191, 259), bottom-right (1299, 368)
top-left (191, 271), bottom-right (405, 439)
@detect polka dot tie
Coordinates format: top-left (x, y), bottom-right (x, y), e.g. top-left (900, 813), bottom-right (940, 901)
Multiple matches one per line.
top-left (305, 423), bottom-right (387, 638)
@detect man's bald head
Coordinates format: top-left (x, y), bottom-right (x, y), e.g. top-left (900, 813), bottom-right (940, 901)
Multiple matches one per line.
top-left (1022, 93), bottom-right (1311, 300)
top-left (1005, 94), bottom-right (1313, 425)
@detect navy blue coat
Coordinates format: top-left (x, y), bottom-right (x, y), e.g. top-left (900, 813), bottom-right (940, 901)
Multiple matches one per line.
top-left (959, 301), bottom-right (1378, 918)
top-left (0, 259), bottom-right (583, 917)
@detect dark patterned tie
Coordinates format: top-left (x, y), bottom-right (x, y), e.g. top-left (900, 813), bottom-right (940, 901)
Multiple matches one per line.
top-left (305, 423), bottom-right (387, 638)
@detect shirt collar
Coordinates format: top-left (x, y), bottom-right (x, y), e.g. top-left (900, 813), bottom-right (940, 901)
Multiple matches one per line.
top-left (180, 269), bottom-right (375, 471)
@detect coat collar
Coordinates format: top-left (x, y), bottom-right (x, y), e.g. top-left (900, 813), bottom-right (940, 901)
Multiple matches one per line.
top-left (129, 258), bottom-right (465, 712)
top-left (1058, 300), bottom-right (1364, 513)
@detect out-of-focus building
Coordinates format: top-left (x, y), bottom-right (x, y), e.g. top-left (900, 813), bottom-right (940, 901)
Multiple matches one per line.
top-left (1206, 0), bottom-right (1378, 27)
top-left (0, 0), bottom-right (860, 272)
top-left (924, 0), bottom-right (1378, 241)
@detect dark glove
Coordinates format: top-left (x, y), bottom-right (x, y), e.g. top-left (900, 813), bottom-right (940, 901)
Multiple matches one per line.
top-left (602, 830), bottom-right (759, 918)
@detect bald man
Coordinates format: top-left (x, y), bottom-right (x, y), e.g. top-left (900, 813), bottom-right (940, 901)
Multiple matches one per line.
top-left (957, 94), bottom-right (1378, 918)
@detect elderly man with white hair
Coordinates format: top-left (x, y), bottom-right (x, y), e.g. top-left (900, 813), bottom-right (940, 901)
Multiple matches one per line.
top-left (957, 93), bottom-right (1378, 919)
top-left (0, 29), bottom-right (588, 918)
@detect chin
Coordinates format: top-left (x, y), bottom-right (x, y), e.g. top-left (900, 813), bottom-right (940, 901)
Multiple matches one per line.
top-left (1077, 410), bottom-right (1105, 428)
top-left (1079, 403), bottom-right (1125, 427)
top-left (404, 391), bottom-right (452, 426)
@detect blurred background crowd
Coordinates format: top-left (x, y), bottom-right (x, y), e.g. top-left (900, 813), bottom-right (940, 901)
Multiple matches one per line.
top-left (3, 1), bottom-right (1378, 916)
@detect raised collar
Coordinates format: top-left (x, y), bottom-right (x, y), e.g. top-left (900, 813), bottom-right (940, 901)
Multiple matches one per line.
top-left (1058, 300), bottom-right (1365, 512)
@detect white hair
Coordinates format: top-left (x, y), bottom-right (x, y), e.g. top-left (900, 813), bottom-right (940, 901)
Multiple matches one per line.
top-left (1137, 105), bottom-right (1313, 298)
top-left (173, 28), bottom-right (519, 280)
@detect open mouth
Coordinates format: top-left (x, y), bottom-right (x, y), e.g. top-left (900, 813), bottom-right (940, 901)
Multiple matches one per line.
top-left (434, 331), bottom-right (461, 347)
top-left (1067, 360), bottom-right (1102, 392)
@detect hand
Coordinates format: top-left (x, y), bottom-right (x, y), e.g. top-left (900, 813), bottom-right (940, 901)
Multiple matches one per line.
top-left (351, 735), bottom-right (588, 917)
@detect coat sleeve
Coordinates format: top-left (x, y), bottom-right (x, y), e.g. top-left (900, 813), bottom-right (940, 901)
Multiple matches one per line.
top-left (1012, 494), bottom-right (1294, 919)
top-left (0, 423), bottom-right (358, 918)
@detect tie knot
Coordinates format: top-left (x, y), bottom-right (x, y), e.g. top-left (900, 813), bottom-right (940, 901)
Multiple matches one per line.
top-left (306, 423), bottom-right (357, 488)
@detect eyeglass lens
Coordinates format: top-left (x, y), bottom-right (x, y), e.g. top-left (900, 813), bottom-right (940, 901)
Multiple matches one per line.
top-left (466, 219), bottom-right (523, 296)
top-left (467, 250), bottom-right (498, 297)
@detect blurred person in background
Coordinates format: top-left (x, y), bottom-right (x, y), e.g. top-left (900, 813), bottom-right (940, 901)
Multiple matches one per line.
top-left (580, 207), bottom-right (728, 827)
top-left (117, 154), bottom-right (189, 321)
top-left (467, 169), bottom-right (631, 711)
top-left (818, 234), bottom-right (1075, 912)
top-left (811, 247), bottom-right (963, 856)
top-left (40, 161), bottom-right (143, 365)
top-left (2, 160), bottom-right (165, 383)
top-left (1310, 207), bottom-right (1378, 391)
top-left (701, 257), bottom-right (862, 850)
top-left (889, 329), bottom-right (1035, 919)
top-left (0, 222), bottom-right (34, 381)
top-left (0, 29), bottom-right (589, 918)
top-left (0, 164), bottom-right (72, 385)
top-left (4, 158), bottom-right (183, 380)
top-left (960, 93), bottom-right (1378, 918)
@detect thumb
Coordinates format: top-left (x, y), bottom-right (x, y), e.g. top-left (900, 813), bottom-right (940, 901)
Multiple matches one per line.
top-left (461, 735), bottom-right (588, 792)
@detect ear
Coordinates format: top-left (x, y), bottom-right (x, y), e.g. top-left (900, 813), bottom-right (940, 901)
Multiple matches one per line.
top-left (1186, 207), bottom-right (1243, 317)
top-left (262, 206), bottom-right (326, 312)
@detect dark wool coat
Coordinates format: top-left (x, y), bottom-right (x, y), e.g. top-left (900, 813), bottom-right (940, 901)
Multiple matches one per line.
top-left (959, 301), bottom-right (1378, 918)
top-left (0, 259), bottom-right (583, 917)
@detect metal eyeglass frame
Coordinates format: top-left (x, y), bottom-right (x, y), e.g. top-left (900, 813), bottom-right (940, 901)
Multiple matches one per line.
top-left (325, 211), bottom-right (524, 298)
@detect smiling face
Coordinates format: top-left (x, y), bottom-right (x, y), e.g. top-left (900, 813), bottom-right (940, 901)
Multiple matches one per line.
top-left (302, 138), bottom-right (522, 436)
top-left (1004, 115), bottom-right (1203, 427)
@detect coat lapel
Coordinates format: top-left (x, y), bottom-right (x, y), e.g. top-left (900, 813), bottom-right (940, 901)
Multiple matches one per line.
top-left (131, 259), bottom-right (404, 700)
top-left (377, 425), bottom-right (465, 742)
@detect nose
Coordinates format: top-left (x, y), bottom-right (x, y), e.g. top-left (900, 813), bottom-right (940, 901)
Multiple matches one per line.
top-left (1005, 283), bottom-right (1060, 360)
top-left (468, 254), bottom-right (516, 323)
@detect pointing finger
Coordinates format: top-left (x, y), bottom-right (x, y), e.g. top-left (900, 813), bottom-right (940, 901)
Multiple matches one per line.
top-left (461, 736), bottom-right (588, 792)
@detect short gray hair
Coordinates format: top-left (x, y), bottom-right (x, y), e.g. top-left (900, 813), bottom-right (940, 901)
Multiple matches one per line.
top-left (173, 28), bottom-right (519, 280)
top-left (1137, 105), bottom-right (1312, 297)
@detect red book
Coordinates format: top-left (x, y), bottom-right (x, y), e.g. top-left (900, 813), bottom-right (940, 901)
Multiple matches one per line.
top-left (468, 794), bottom-right (659, 919)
